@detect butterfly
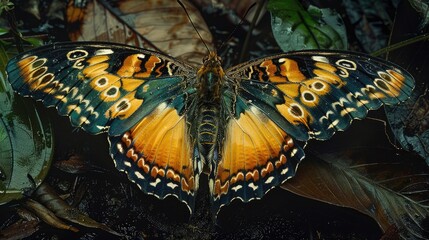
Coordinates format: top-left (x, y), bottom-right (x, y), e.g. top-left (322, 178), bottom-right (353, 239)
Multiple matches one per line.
top-left (6, 42), bottom-right (414, 215)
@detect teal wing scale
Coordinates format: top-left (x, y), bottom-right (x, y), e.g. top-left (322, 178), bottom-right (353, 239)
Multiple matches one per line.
top-left (209, 50), bottom-right (414, 213)
top-left (6, 42), bottom-right (201, 212)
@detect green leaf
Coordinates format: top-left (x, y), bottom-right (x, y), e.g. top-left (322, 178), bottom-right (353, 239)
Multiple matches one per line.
top-left (282, 148), bottom-right (429, 239)
top-left (0, 27), bottom-right (8, 36)
top-left (0, 42), bottom-right (11, 93)
top-left (0, 94), bottom-right (54, 205)
top-left (268, 0), bottom-right (347, 51)
top-left (22, 37), bottom-right (43, 47)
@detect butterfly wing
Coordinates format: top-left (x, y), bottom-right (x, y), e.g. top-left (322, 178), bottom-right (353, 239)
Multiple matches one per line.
top-left (213, 90), bottom-right (305, 212)
top-left (212, 51), bottom-right (414, 212)
top-left (227, 51), bottom-right (414, 141)
top-left (6, 42), bottom-right (200, 211)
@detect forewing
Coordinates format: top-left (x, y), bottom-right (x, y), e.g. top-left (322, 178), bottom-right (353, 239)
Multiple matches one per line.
top-left (6, 42), bottom-right (194, 135)
top-left (227, 50), bottom-right (414, 141)
top-left (6, 42), bottom-right (200, 211)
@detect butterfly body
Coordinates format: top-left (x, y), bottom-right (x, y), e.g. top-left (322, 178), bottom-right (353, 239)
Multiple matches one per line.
top-left (193, 51), bottom-right (224, 167)
top-left (6, 42), bottom-right (414, 216)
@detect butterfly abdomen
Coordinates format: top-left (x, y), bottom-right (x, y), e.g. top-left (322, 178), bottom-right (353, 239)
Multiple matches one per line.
top-left (196, 104), bottom-right (220, 162)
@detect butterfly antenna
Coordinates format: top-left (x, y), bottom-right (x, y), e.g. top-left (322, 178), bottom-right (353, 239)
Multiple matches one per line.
top-left (177, 0), bottom-right (211, 53)
top-left (218, 2), bottom-right (257, 53)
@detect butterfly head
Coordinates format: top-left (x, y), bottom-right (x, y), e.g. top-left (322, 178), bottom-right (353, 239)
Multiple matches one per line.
top-left (197, 52), bottom-right (225, 101)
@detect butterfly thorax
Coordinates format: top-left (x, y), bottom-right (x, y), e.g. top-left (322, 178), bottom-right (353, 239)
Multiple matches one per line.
top-left (194, 52), bottom-right (225, 167)
top-left (196, 51), bottom-right (225, 103)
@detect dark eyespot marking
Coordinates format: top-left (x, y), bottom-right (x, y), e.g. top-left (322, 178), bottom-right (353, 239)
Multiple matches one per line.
top-left (313, 81), bottom-right (324, 90)
top-left (335, 59), bottom-right (357, 70)
top-left (32, 58), bottom-right (47, 68)
top-left (375, 79), bottom-right (389, 91)
top-left (31, 67), bottom-right (47, 78)
top-left (303, 92), bottom-right (315, 102)
top-left (97, 77), bottom-right (107, 86)
top-left (290, 105), bottom-right (303, 117)
top-left (40, 74), bottom-right (54, 84)
top-left (67, 50), bottom-right (89, 60)
top-left (106, 87), bottom-right (118, 96)
top-left (117, 100), bottom-right (130, 111)
top-left (378, 72), bottom-right (393, 82)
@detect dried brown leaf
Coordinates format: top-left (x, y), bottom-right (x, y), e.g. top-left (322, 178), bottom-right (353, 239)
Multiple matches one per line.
top-left (0, 219), bottom-right (40, 240)
top-left (66, 0), bottom-right (213, 66)
top-left (282, 148), bottom-right (429, 239)
top-left (24, 198), bottom-right (79, 233)
top-left (34, 183), bottom-right (123, 237)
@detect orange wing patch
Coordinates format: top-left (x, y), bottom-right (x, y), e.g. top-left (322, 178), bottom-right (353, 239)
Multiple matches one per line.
top-left (257, 58), bottom-right (306, 83)
top-left (212, 106), bottom-right (304, 207)
top-left (15, 55), bottom-right (52, 91)
top-left (111, 103), bottom-right (197, 201)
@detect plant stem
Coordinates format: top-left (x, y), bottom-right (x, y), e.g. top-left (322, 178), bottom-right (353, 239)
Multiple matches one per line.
top-left (371, 33), bottom-right (429, 57)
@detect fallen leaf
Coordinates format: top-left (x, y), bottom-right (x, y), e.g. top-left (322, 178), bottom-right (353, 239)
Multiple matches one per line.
top-left (0, 219), bottom-right (40, 240)
top-left (33, 182), bottom-right (123, 237)
top-left (282, 147), bottom-right (429, 239)
top-left (24, 198), bottom-right (79, 233)
top-left (66, 0), bottom-right (213, 66)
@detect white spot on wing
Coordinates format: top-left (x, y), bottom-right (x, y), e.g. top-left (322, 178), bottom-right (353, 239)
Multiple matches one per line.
top-left (135, 171), bottom-right (144, 179)
top-left (94, 49), bottom-right (114, 55)
top-left (328, 119), bottom-right (340, 129)
top-left (312, 56), bottom-right (329, 63)
top-left (116, 143), bottom-right (124, 153)
top-left (312, 131), bottom-right (322, 136)
top-left (291, 148), bottom-right (298, 157)
top-left (231, 185), bottom-right (243, 192)
top-left (167, 182), bottom-right (178, 189)
top-left (150, 178), bottom-right (161, 187)
top-left (281, 167), bottom-right (289, 175)
top-left (124, 161), bottom-right (131, 167)
top-left (265, 176), bottom-right (275, 184)
top-left (248, 182), bottom-right (258, 191)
